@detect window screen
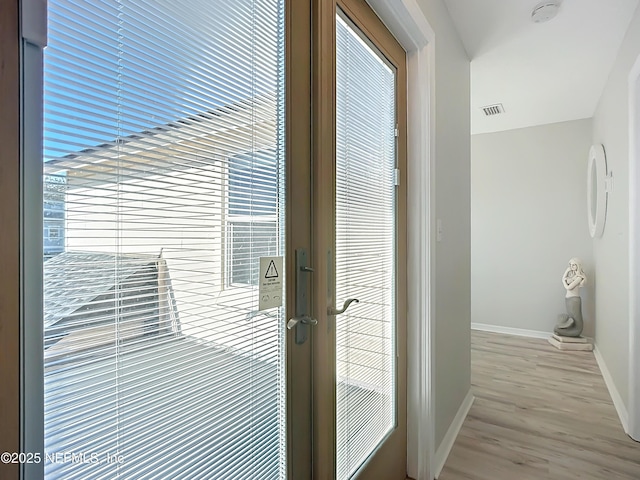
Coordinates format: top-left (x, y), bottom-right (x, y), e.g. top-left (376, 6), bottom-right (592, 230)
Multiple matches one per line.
top-left (42, 0), bottom-right (286, 478)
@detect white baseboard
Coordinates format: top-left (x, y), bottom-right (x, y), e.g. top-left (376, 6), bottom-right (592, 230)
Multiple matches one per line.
top-left (471, 322), bottom-right (550, 340)
top-left (434, 390), bottom-right (474, 479)
top-left (593, 345), bottom-right (629, 434)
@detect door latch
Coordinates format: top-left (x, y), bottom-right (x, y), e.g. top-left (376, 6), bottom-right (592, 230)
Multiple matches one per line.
top-left (290, 248), bottom-right (316, 345)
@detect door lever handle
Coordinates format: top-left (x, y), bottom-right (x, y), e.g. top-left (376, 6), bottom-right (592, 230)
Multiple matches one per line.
top-left (287, 315), bottom-right (318, 330)
top-left (328, 298), bottom-right (359, 316)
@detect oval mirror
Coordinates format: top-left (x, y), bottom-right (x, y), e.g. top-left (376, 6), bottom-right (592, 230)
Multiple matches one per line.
top-left (587, 144), bottom-right (608, 238)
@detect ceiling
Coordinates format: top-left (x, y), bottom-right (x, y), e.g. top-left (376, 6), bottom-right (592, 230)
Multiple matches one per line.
top-left (443, 0), bottom-right (639, 134)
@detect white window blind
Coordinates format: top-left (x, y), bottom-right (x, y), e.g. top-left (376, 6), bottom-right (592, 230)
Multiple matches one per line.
top-left (335, 13), bottom-right (397, 480)
top-left (42, 1), bottom-right (286, 479)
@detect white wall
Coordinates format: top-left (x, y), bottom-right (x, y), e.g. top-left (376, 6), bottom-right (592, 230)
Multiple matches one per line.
top-left (591, 3), bottom-right (640, 413)
top-left (472, 119), bottom-right (594, 336)
top-left (415, 0), bottom-right (471, 450)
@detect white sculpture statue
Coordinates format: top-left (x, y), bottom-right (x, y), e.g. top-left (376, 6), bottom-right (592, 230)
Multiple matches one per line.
top-left (554, 258), bottom-right (586, 337)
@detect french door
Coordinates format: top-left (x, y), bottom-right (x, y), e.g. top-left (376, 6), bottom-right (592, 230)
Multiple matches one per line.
top-left (31, 0), bottom-right (405, 478)
top-left (310, 0), bottom-right (407, 478)
top-left (37, 0), bottom-right (310, 478)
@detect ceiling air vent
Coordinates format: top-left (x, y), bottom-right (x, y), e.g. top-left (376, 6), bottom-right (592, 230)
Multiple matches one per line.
top-left (481, 103), bottom-right (505, 116)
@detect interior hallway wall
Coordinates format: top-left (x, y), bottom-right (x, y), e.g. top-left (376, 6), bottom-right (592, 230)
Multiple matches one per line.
top-left (471, 119), bottom-right (594, 336)
top-left (416, 0), bottom-right (472, 452)
top-left (591, 2), bottom-right (640, 414)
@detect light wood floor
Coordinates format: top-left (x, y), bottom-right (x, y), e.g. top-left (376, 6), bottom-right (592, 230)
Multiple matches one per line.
top-left (437, 330), bottom-right (640, 480)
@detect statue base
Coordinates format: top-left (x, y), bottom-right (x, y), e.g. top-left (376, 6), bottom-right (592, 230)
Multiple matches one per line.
top-left (548, 334), bottom-right (593, 351)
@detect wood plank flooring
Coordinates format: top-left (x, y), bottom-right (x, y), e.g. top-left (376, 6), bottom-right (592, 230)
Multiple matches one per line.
top-left (437, 330), bottom-right (640, 480)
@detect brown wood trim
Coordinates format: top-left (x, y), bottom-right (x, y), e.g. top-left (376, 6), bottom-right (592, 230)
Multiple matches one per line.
top-left (0, 0), bottom-right (21, 479)
top-left (286, 0), bottom-right (313, 478)
top-left (311, 0), bottom-right (338, 477)
top-left (337, 0), bottom-right (405, 69)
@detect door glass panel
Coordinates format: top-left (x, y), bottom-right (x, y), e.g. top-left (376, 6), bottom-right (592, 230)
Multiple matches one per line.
top-left (335, 12), bottom-right (397, 480)
top-left (42, 0), bottom-right (286, 478)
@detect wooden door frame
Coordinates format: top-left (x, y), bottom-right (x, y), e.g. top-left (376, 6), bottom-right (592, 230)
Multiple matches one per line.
top-left (310, 0), bottom-right (337, 477)
top-left (0, 0), bottom-right (21, 477)
top-left (329, 0), bottom-right (437, 478)
top-left (286, 0), bottom-right (314, 477)
top-left (337, 1), bottom-right (407, 478)
top-left (311, 0), bottom-right (416, 478)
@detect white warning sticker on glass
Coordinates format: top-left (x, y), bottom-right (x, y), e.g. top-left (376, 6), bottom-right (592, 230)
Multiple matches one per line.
top-left (259, 256), bottom-right (283, 311)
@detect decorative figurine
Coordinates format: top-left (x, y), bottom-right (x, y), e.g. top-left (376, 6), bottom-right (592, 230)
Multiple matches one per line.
top-left (554, 258), bottom-right (586, 337)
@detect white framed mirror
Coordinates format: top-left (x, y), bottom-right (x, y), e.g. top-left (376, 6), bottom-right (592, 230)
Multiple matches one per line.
top-left (587, 144), bottom-right (609, 238)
